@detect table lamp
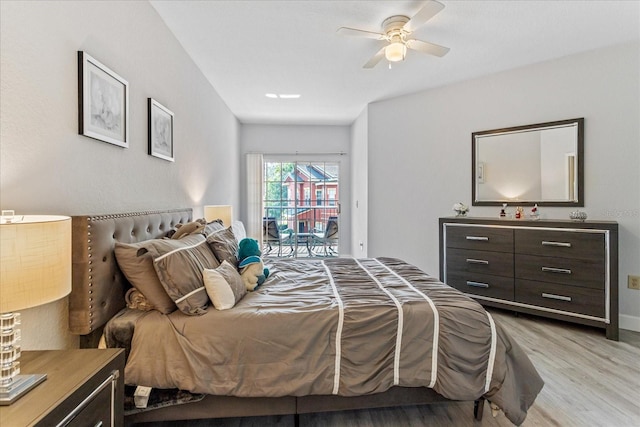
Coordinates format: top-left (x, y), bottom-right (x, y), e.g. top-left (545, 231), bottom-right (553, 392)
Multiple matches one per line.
top-left (0, 213), bottom-right (72, 405)
top-left (204, 205), bottom-right (233, 227)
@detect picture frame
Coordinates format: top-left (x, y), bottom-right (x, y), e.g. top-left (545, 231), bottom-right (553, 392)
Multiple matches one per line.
top-left (78, 51), bottom-right (129, 148)
top-left (148, 98), bottom-right (174, 162)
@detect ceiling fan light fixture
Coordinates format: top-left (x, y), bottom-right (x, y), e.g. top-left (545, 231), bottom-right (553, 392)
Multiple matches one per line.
top-left (385, 42), bottom-right (406, 62)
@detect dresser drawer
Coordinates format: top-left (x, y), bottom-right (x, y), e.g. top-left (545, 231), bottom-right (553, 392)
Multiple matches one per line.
top-left (446, 248), bottom-right (513, 277)
top-left (515, 279), bottom-right (605, 318)
top-left (445, 225), bottom-right (513, 252)
top-left (514, 229), bottom-right (605, 261)
top-left (447, 271), bottom-right (514, 301)
top-left (515, 254), bottom-right (604, 289)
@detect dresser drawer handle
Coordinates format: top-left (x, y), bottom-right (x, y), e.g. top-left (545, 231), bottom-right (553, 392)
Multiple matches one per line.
top-left (466, 281), bottom-right (489, 288)
top-left (466, 258), bottom-right (489, 265)
top-left (542, 293), bottom-right (572, 302)
top-left (541, 241), bottom-right (572, 248)
top-left (466, 236), bottom-right (489, 241)
top-left (541, 266), bottom-right (572, 274)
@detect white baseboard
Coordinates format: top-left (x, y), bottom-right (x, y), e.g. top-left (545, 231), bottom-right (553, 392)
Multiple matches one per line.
top-left (619, 314), bottom-right (640, 332)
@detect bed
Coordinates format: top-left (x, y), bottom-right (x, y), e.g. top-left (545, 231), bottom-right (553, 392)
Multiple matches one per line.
top-left (68, 208), bottom-right (543, 425)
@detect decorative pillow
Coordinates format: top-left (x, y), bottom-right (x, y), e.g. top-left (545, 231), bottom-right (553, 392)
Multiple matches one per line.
top-left (140, 234), bottom-right (220, 315)
top-left (232, 220), bottom-right (247, 242)
top-left (206, 227), bottom-right (239, 267)
top-left (114, 241), bottom-right (177, 314)
top-left (203, 219), bottom-right (225, 236)
top-left (203, 260), bottom-right (247, 310)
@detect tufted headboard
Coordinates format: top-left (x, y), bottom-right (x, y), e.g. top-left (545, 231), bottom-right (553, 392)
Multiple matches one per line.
top-left (69, 209), bottom-right (192, 346)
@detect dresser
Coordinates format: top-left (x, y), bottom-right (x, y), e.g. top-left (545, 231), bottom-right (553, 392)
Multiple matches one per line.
top-left (0, 349), bottom-right (124, 426)
top-left (439, 217), bottom-right (618, 340)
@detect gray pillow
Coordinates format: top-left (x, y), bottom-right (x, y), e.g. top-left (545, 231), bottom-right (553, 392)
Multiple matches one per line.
top-left (203, 219), bottom-right (225, 236)
top-left (114, 241), bottom-right (177, 314)
top-left (206, 227), bottom-right (239, 267)
top-left (140, 234), bottom-right (220, 315)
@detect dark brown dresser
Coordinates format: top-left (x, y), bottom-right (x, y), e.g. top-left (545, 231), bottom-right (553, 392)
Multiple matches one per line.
top-left (439, 217), bottom-right (618, 340)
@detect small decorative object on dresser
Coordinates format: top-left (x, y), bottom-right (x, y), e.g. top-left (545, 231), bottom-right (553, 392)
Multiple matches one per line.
top-left (499, 203), bottom-right (508, 218)
top-left (570, 210), bottom-right (588, 222)
top-left (530, 204), bottom-right (540, 220)
top-left (439, 216), bottom-right (619, 340)
top-left (514, 206), bottom-right (524, 219)
top-left (452, 202), bottom-right (469, 217)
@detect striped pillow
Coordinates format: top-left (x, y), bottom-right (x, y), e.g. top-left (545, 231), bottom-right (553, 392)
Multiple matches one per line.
top-left (140, 234), bottom-right (219, 315)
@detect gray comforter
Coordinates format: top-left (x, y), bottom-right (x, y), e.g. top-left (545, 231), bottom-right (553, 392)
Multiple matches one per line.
top-left (122, 257), bottom-right (543, 424)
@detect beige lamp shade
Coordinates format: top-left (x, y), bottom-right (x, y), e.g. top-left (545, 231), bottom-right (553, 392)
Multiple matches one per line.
top-left (0, 215), bottom-right (72, 313)
top-left (204, 205), bottom-right (233, 226)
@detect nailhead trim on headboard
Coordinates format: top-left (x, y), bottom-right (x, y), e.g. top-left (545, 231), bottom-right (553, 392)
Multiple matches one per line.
top-left (69, 209), bottom-right (192, 337)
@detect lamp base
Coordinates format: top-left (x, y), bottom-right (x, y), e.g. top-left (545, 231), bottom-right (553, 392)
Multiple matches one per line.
top-left (0, 373), bottom-right (47, 405)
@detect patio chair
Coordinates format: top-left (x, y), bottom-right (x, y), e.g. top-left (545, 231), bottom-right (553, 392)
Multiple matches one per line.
top-left (312, 216), bottom-right (339, 256)
top-left (262, 217), bottom-right (292, 256)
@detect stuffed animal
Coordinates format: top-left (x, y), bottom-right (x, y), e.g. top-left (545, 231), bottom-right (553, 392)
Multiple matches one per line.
top-left (171, 218), bottom-right (206, 239)
top-left (237, 238), bottom-right (269, 291)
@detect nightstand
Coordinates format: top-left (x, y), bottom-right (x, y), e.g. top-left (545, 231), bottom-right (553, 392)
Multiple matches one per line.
top-left (0, 349), bottom-right (124, 426)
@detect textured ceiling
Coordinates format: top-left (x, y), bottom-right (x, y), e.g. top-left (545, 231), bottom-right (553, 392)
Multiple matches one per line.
top-left (150, 0), bottom-right (640, 125)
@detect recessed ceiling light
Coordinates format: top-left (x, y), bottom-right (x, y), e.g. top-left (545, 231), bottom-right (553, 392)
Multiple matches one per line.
top-left (265, 93), bottom-right (301, 99)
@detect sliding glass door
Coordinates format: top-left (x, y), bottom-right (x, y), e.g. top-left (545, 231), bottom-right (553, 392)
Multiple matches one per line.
top-left (263, 161), bottom-right (340, 258)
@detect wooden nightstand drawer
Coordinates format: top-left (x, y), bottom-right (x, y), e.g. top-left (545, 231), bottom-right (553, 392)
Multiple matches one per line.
top-left (445, 225), bottom-right (513, 252)
top-left (515, 254), bottom-right (604, 289)
top-left (0, 349), bottom-right (124, 427)
top-left (515, 279), bottom-right (605, 318)
top-left (66, 383), bottom-right (112, 427)
top-left (447, 248), bottom-right (513, 277)
top-left (515, 229), bottom-right (605, 260)
top-left (447, 271), bottom-right (514, 301)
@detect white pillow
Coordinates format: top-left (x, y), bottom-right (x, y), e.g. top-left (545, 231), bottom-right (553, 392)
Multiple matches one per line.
top-left (203, 260), bottom-right (247, 310)
top-left (232, 220), bottom-right (247, 242)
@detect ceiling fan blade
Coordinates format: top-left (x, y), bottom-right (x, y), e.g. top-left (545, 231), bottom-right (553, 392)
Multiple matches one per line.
top-left (406, 39), bottom-right (450, 57)
top-left (363, 46), bottom-right (387, 69)
top-left (403, 0), bottom-right (445, 33)
top-left (337, 27), bottom-right (386, 40)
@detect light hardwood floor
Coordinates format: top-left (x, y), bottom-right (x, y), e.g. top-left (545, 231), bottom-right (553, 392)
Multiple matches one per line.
top-left (135, 309), bottom-right (640, 426)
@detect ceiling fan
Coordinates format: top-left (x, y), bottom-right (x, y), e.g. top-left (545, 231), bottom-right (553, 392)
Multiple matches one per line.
top-left (337, 0), bottom-right (450, 68)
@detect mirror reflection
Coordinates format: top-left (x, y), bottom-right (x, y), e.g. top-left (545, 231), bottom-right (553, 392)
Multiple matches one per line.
top-left (472, 118), bottom-right (583, 206)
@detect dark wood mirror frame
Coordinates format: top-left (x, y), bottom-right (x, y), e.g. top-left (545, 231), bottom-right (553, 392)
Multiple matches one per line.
top-left (472, 118), bottom-right (584, 207)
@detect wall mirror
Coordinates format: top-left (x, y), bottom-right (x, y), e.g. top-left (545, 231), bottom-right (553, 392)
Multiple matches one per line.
top-left (472, 118), bottom-right (584, 206)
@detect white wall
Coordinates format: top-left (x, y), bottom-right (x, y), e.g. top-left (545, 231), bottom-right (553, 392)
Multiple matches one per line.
top-left (367, 42), bottom-right (640, 331)
top-left (240, 124), bottom-right (352, 255)
top-left (0, 1), bottom-right (240, 349)
top-left (350, 107), bottom-right (368, 257)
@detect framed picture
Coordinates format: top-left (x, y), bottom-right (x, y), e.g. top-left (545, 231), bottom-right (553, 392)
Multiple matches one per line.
top-left (148, 98), bottom-right (174, 162)
top-left (78, 51), bottom-right (129, 148)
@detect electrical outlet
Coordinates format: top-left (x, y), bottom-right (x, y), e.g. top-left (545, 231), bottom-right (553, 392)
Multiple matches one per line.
top-left (629, 275), bottom-right (640, 290)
